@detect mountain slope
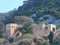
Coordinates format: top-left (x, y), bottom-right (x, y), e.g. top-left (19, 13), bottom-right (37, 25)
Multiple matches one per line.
top-left (14, 0), bottom-right (60, 24)
top-left (0, 9), bottom-right (16, 24)
top-left (0, 0), bottom-right (60, 24)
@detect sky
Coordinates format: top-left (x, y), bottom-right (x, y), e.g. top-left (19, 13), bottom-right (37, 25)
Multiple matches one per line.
top-left (0, 0), bottom-right (24, 13)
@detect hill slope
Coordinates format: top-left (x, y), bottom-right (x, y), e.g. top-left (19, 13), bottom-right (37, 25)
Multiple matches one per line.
top-left (0, 0), bottom-right (60, 24)
top-left (14, 0), bottom-right (60, 24)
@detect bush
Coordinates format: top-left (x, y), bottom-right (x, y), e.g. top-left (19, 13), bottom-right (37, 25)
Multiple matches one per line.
top-left (8, 38), bottom-right (14, 43)
top-left (53, 40), bottom-right (60, 45)
top-left (18, 41), bottom-right (31, 45)
top-left (23, 34), bottom-right (33, 39)
top-left (33, 37), bottom-right (45, 45)
top-left (43, 41), bottom-right (50, 45)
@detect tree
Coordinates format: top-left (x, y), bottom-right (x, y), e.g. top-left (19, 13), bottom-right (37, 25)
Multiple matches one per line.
top-left (5, 16), bottom-right (14, 24)
top-left (0, 22), bottom-right (5, 37)
top-left (15, 16), bottom-right (34, 34)
top-left (15, 16), bottom-right (34, 24)
top-left (48, 31), bottom-right (54, 45)
top-left (17, 24), bottom-right (34, 34)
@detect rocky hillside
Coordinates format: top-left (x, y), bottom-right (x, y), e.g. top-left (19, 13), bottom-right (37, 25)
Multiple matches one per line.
top-left (0, 9), bottom-right (16, 24)
top-left (0, 13), bottom-right (8, 22)
top-left (14, 0), bottom-right (60, 24)
top-left (0, 0), bottom-right (60, 24)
